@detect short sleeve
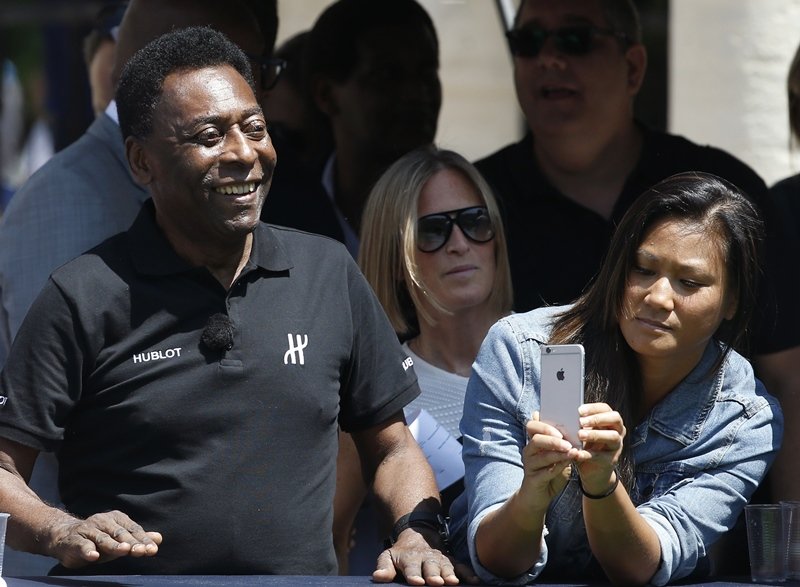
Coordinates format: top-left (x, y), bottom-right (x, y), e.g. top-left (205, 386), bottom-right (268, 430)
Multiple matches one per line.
top-left (336, 256), bottom-right (419, 432)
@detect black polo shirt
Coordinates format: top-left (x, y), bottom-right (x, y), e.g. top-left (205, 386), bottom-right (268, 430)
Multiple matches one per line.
top-left (475, 126), bottom-right (800, 355)
top-left (0, 200), bottom-right (419, 575)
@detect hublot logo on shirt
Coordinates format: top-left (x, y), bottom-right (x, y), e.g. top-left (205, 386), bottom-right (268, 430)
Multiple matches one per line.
top-left (402, 357), bottom-right (414, 371)
top-left (0, 396), bottom-right (6, 406)
top-left (132, 347), bottom-right (183, 364)
top-left (284, 334), bottom-right (308, 365)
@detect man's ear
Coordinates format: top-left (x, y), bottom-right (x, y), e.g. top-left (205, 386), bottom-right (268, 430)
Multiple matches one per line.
top-left (625, 43), bottom-right (648, 96)
top-left (125, 136), bottom-right (153, 187)
top-left (313, 75), bottom-right (339, 117)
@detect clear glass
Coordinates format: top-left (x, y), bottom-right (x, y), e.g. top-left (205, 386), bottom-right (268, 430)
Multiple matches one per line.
top-left (0, 512), bottom-right (8, 587)
top-left (746, 504), bottom-right (787, 583)
top-left (781, 501), bottom-right (800, 580)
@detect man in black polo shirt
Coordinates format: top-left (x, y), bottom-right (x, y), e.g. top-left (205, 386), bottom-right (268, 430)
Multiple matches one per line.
top-left (0, 27), bottom-right (461, 585)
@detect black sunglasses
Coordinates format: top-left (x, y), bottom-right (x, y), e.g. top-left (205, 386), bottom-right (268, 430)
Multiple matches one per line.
top-left (246, 54), bottom-right (287, 91)
top-left (505, 25), bottom-right (629, 58)
top-left (416, 206), bottom-right (495, 253)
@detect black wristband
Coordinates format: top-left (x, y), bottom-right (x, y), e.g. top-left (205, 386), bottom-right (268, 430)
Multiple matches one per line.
top-left (389, 511), bottom-right (449, 545)
top-left (579, 466), bottom-right (620, 500)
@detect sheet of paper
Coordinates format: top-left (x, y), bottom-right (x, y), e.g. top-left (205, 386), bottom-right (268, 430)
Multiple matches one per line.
top-left (406, 408), bottom-right (465, 490)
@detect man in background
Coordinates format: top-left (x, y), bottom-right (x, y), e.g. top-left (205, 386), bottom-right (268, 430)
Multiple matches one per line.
top-left (262, 0), bottom-right (441, 258)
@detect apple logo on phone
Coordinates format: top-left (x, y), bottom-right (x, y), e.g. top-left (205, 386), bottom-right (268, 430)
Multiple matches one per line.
top-left (556, 368), bottom-right (565, 381)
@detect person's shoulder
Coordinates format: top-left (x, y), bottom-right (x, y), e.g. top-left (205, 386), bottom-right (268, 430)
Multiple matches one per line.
top-left (646, 129), bottom-right (767, 196)
top-left (494, 305), bottom-right (568, 343)
top-left (261, 222), bottom-right (352, 261)
top-left (4, 119), bottom-right (128, 211)
top-left (6, 142), bottom-right (90, 205)
top-left (32, 116), bottom-right (119, 172)
top-left (651, 130), bottom-right (748, 168)
top-left (49, 231), bottom-right (129, 283)
top-left (263, 222), bottom-right (346, 246)
top-left (769, 172), bottom-right (800, 220)
top-left (474, 135), bottom-right (530, 175)
top-left (770, 172), bottom-right (800, 197)
top-left (718, 345), bottom-right (781, 413)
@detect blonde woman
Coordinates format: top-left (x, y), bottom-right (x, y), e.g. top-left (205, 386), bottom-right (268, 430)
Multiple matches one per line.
top-left (334, 146), bottom-right (513, 573)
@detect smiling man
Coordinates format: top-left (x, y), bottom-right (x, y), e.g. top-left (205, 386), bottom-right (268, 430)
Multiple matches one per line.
top-left (0, 1), bottom-right (278, 576)
top-left (0, 27), bottom-right (460, 584)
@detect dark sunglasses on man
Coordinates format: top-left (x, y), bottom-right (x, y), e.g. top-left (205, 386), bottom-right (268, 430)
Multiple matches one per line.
top-left (505, 24), bottom-right (630, 58)
top-left (246, 54), bottom-right (288, 91)
top-left (416, 206), bottom-right (495, 253)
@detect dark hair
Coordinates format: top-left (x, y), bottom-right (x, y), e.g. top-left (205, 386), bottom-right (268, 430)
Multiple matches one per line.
top-left (549, 172), bottom-right (764, 486)
top-left (599, 0), bottom-right (641, 44)
top-left (307, 0), bottom-right (438, 83)
top-left (83, 1), bottom-right (128, 67)
top-left (515, 0), bottom-right (641, 44)
top-left (274, 31), bottom-right (309, 93)
top-left (117, 26), bottom-right (254, 140)
top-left (245, 0), bottom-right (279, 60)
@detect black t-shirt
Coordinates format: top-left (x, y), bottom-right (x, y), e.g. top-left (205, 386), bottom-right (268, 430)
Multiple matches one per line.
top-left (0, 200), bottom-right (419, 575)
top-left (475, 127), bottom-right (800, 355)
top-left (770, 173), bottom-right (800, 243)
top-left (260, 136), bottom-right (344, 243)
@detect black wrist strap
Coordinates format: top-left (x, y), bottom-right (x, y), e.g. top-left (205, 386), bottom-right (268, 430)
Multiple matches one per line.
top-left (579, 466), bottom-right (620, 500)
top-left (389, 511), bottom-right (448, 544)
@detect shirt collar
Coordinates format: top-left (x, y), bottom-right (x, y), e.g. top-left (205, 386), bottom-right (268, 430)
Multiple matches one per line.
top-left (127, 199), bottom-right (293, 276)
top-left (635, 341), bottom-right (724, 446)
top-left (105, 99), bottom-right (119, 123)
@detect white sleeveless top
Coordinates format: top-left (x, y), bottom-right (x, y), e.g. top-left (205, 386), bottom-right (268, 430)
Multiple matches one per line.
top-left (402, 342), bottom-right (469, 439)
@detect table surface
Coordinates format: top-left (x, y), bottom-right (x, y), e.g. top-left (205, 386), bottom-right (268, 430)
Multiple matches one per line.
top-left (1, 577), bottom-right (792, 587)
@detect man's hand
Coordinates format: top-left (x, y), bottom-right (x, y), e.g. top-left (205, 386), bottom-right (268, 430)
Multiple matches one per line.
top-left (373, 526), bottom-right (477, 586)
top-left (46, 510), bottom-right (162, 568)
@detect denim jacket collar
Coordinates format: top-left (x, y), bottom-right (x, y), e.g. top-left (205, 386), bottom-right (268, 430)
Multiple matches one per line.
top-left (633, 341), bottom-right (724, 447)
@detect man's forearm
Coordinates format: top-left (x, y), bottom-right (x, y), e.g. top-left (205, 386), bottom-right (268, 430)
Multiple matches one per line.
top-left (372, 430), bottom-right (441, 527)
top-left (0, 459), bottom-right (68, 556)
top-left (354, 419), bottom-right (441, 535)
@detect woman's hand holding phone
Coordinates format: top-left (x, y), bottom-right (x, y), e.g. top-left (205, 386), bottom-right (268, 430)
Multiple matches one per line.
top-left (519, 412), bottom-right (580, 508)
top-left (574, 403), bottom-right (626, 494)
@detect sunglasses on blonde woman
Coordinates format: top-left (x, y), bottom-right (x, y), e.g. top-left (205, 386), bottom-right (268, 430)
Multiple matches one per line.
top-left (416, 206), bottom-right (495, 253)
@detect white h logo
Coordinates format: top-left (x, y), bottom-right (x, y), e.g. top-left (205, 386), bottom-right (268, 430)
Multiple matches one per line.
top-left (283, 333), bottom-right (308, 365)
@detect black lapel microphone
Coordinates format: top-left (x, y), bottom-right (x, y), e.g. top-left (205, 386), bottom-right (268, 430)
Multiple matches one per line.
top-left (201, 313), bottom-right (234, 351)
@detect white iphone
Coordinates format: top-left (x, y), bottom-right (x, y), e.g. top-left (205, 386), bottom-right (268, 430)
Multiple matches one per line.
top-left (540, 343), bottom-right (585, 444)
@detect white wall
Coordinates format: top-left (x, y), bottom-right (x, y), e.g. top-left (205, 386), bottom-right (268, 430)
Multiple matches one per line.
top-left (275, 0), bottom-right (521, 162)
top-left (670, 0), bottom-right (800, 186)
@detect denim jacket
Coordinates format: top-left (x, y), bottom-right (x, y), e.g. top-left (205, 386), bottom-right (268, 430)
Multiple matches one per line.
top-left (449, 306), bottom-right (783, 586)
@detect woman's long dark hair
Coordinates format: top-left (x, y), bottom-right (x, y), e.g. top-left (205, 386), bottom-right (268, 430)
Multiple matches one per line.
top-left (548, 172), bottom-right (765, 488)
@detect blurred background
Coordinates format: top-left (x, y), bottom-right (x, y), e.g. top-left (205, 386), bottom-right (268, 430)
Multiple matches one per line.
top-left (1, 0), bottom-right (799, 210)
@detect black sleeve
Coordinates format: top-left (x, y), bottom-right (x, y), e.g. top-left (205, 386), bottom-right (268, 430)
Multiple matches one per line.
top-left (0, 278), bottom-right (85, 451)
top-left (337, 255), bottom-right (420, 432)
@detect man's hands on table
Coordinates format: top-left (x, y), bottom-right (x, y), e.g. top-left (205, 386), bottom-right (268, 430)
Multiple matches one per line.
top-left (46, 509), bottom-right (161, 568)
top-left (373, 526), bottom-right (477, 586)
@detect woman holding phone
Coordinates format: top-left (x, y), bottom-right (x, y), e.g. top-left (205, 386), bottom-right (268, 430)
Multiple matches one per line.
top-left (333, 146), bottom-right (513, 572)
top-left (448, 172), bottom-right (783, 586)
